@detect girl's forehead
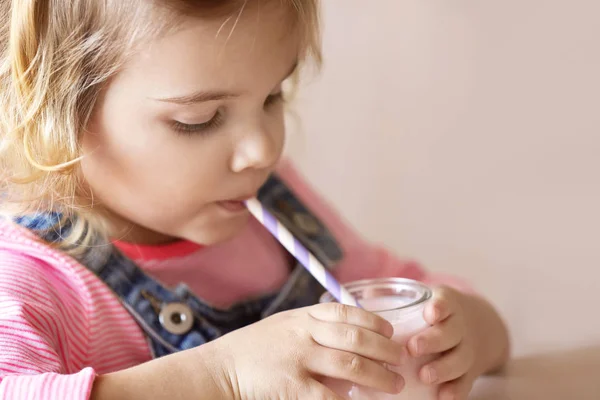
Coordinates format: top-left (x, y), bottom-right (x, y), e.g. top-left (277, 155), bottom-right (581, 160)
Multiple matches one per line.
top-left (148, 0), bottom-right (300, 52)
top-left (122, 6), bottom-right (300, 96)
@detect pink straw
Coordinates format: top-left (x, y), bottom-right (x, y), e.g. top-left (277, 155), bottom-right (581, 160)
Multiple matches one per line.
top-left (246, 198), bottom-right (359, 306)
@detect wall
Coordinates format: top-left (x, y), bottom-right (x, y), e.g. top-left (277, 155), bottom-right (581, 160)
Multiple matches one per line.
top-left (288, 0), bottom-right (600, 356)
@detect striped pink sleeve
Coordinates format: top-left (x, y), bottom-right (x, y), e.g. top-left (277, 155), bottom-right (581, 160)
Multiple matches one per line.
top-left (0, 251), bottom-right (96, 399)
top-left (277, 161), bottom-right (473, 292)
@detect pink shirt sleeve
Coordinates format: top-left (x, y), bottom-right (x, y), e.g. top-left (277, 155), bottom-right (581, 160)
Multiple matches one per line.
top-left (278, 161), bottom-right (472, 292)
top-left (0, 251), bottom-right (95, 399)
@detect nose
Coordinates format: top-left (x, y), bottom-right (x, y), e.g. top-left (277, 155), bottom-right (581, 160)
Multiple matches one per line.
top-left (230, 124), bottom-right (283, 173)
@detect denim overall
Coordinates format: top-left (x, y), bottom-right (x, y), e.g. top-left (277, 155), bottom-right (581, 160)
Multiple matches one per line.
top-left (15, 174), bottom-right (344, 358)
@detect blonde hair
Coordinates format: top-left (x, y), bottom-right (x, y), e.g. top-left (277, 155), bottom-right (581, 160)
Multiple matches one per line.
top-left (0, 0), bottom-right (321, 255)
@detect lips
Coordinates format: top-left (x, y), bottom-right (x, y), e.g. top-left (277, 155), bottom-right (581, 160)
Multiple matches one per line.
top-left (217, 199), bottom-right (248, 212)
top-left (217, 175), bottom-right (269, 214)
top-left (216, 194), bottom-right (254, 213)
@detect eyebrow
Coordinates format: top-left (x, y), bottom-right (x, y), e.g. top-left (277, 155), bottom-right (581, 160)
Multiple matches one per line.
top-left (154, 91), bottom-right (240, 105)
top-left (153, 62), bottom-right (299, 106)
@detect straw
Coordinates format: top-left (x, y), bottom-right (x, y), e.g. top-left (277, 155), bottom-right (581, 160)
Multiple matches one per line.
top-left (245, 198), bottom-right (359, 307)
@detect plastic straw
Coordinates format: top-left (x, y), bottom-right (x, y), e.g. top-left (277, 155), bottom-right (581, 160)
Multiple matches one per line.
top-left (246, 198), bottom-right (359, 306)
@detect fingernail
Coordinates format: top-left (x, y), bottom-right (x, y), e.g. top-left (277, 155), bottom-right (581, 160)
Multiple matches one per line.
top-left (431, 304), bottom-right (442, 322)
top-left (426, 367), bottom-right (438, 384)
top-left (396, 375), bottom-right (405, 393)
top-left (386, 323), bottom-right (395, 338)
top-left (414, 338), bottom-right (425, 356)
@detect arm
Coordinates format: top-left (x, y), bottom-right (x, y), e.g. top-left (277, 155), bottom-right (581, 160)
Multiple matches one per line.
top-left (91, 342), bottom-right (229, 400)
top-left (0, 249), bottom-right (228, 400)
top-left (0, 252), bottom-right (96, 399)
top-left (460, 291), bottom-right (510, 375)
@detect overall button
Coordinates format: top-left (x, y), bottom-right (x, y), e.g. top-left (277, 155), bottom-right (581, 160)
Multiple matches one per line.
top-left (292, 212), bottom-right (321, 235)
top-left (159, 302), bottom-right (194, 335)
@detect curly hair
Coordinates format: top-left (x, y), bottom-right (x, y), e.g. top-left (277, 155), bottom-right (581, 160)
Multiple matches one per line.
top-left (0, 0), bottom-right (321, 255)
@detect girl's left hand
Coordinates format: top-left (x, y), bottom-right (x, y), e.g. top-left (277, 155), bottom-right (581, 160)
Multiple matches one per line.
top-left (406, 286), bottom-right (476, 400)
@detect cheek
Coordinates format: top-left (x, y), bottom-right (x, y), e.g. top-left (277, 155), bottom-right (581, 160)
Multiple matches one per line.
top-left (80, 151), bottom-right (202, 234)
top-left (80, 125), bottom-right (232, 225)
top-left (80, 124), bottom-right (168, 209)
top-left (81, 89), bottom-right (234, 231)
top-left (84, 104), bottom-right (208, 189)
top-left (269, 107), bottom-right (287, 150)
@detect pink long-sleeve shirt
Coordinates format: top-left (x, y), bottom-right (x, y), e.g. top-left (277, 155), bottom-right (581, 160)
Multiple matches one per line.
top-left (0, 161), bottom-right (467, 399)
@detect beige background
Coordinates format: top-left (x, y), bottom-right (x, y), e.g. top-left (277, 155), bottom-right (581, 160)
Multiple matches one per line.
top-left (287, 1), bottom-right (600, 397)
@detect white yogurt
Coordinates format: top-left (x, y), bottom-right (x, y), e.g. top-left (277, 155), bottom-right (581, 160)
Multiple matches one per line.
top-left (320, 279), bottom-right (437, 400)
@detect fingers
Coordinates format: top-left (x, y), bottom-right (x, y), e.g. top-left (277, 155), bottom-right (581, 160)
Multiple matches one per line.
top-left (424, 286), bottom-right (461, 325)
top-left (309, 303), bottom-right (394, 338)
top-left (306, 348), bottom-right (404, 395)
top-left (419, 342), bottom-right (474, 384)
top-left (438, 375), bottom-right (475, 400)
top-left (310, 321), bottom-right (408, 366)
top-left (305, 304), bottom-right (407, 394)
top-left (407, 314), bottom-right (464, 357)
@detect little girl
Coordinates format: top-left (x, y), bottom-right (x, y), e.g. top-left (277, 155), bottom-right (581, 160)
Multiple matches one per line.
top-left (0, 1), bottom-right (509, 399)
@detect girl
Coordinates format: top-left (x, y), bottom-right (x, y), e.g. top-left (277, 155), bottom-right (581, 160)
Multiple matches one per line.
top-left (0, 0), bottom-right (509, 399)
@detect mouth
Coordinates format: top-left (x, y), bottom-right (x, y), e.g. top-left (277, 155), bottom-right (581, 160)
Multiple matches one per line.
top-left (216, 174), bottom-right (271, 215)
top-left (216, 195), bottom-right (254, 213)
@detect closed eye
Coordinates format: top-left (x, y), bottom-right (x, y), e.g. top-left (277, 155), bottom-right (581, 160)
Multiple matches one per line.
top-left (171, 110), bottom-right (224, 135)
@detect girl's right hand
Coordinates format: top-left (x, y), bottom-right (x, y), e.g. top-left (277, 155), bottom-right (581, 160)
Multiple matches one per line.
top-left (210, 303), bottom-right (407, 399)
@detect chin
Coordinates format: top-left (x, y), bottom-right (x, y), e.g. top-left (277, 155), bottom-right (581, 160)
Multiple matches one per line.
top-left (187, 212), bottom-right (251, 245)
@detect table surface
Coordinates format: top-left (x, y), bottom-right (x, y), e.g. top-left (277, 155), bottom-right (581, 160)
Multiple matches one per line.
top-left (470, 346), bottom-right (600, 399)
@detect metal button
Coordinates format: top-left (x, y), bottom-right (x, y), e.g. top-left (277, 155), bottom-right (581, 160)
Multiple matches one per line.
top-left (159, 302), bottom-right (194, 335)
top-left (292, 212), bottom-right (321, 235)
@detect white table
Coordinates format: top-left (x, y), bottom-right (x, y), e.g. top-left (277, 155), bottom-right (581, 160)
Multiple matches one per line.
top-left (471, 346), bottom-right (600, 399)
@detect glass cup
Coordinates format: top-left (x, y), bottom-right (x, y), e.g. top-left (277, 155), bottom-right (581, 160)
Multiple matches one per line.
top-left (320, 278), bottom-right (437, 400)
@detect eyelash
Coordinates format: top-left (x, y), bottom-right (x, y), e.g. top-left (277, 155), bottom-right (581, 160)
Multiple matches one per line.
top-left (171, 111), bottom-right (225, 135)
top-left (171, 92), bottom-right (284, 135)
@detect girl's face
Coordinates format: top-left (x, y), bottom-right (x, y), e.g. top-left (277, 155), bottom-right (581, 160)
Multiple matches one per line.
top-left (81, 2), bottom-right (299, 245)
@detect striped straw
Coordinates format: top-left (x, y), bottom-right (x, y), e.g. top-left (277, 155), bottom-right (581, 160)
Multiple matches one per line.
top-left (245, 198), bottom-right (359, 307)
